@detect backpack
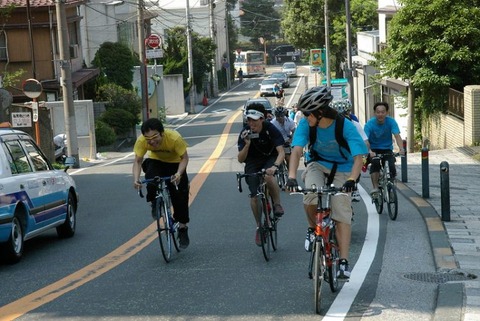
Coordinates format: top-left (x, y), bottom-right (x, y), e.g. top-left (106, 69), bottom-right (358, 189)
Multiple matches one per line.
top-left (307, 114), bottom-right (351, 185)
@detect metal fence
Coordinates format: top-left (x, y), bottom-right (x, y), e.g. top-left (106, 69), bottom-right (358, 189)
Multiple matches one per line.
top-left (447, 88), bottom-right (464, 119)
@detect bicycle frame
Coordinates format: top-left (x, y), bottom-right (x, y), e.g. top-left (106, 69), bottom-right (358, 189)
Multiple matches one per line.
top-left (291, 185), bottom-right (342, 314)
top-left (236, 170), bottom-right (278, 261)
top-left (371, 153), bottom-right (399, 220)
top-left (139, 176), bottom-right (180, 262)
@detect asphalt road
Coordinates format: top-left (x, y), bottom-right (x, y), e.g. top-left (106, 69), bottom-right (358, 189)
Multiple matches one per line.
top-left (0, 70), bottom-right (439, 320)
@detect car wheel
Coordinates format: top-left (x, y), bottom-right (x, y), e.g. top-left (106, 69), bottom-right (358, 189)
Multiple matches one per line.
top-left (57, 192), bottom-right (76, 238)
top-left (1, 215), bottom-right (24, 264)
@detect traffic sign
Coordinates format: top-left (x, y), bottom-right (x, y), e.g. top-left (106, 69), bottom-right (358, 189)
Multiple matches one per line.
top-left (146, 48), bottom-right (164, 59)
top-left (310, 49), bottom-right (323, 66)
top-left (22, 78), bottom-right (42, 99)
top-left (145, 34), bottom-right (162, 49)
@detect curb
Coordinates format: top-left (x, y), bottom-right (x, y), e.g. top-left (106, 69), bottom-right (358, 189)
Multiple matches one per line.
top-left (396, 181), bottom-right (463, 321)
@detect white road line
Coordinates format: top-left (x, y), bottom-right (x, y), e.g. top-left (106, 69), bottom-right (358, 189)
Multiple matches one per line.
top-left (324, 184), bottom-right (380, 320)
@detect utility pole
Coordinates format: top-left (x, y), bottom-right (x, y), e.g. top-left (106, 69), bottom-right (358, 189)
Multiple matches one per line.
top-left (324, 0), bottom-right (331, 87)
top-left (55, 0), bottom-right (79, 167)
top-left (186, 0), bottom-right (195, 114)
top-left (138, 0), bottom-right (148, 121)
top-left (210, 0), bottom-right (218, 97)
top-left (345, 0), bottom-right (354, 107)
top-left (224, 1), bottom-right (231, 90)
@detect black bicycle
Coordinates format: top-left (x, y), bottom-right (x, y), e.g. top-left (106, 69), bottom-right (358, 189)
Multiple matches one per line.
top-left (371, 153), bottom-right (399, 220)
top-left (237, 170), bottom-right (278, 261)
top-left (139, 176), bottom-right (180, 262)
top-left (275, 143), bottom-right (291, 191)
top-left (291, 184), bottom-right (343, 314)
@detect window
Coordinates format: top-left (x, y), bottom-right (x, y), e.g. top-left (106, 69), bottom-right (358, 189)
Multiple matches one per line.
top-left (23, 140), bottom-right (49, 172)
top-left (0, 31), bottom-right (7, 61)
top-left (5, 141), bottom-right (32, 174)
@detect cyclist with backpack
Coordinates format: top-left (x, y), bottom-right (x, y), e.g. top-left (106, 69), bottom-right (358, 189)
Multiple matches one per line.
top-left (286, 86), bottom-right (367, 279)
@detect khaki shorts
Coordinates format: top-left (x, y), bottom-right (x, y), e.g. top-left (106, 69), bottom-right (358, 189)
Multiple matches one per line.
top-left (302, 162), bottom-right (352, 225)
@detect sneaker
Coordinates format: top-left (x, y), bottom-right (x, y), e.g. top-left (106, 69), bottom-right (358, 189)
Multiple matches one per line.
top-left (369, 188), bottom-right (379, 197)
top-left (255, 228), bottom-right (262, 247)
top-left (178, 227), bottom-right (190, 249)
top-left (273, 204), bottom-right (284, 218)
top-left (351, 190), bottom-right (361, 202)
top-left (337, 259), bottom-right (351, 279)
top-left (304, 227), bottom-right (315, 252)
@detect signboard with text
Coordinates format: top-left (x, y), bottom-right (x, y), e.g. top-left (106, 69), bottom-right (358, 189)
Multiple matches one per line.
top-left (11, 112), bottom-right (32, 127)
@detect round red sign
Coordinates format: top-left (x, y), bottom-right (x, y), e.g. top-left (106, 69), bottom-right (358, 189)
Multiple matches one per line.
top-left (145, 34), bottom-right (161, 49)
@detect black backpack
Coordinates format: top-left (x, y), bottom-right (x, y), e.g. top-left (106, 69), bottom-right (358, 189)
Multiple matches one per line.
top-left (307, 114), bottom-right (351, 184)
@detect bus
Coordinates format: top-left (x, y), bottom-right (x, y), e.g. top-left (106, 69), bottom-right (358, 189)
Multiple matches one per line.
top-left (234, 51), bottom-right (266, 77)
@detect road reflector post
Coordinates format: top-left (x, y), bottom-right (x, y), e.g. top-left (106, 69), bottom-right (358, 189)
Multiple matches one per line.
top-left (401, 139), bottom-right (407, 183)
top-left (421, 147), bottom-right (429, 198)
top-left (440, 161), bottom-right (450, 222)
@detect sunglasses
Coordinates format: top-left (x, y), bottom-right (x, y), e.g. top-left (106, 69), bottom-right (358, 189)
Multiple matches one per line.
top-left (144, 133), bottom-right (160, 141)
top-left (302, 111), bottom-right (311, 117)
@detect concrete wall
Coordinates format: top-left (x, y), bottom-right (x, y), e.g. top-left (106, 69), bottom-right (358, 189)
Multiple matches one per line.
top-left (47, 100), bottom-right (97, 160)
top-left (163, 75), bottom-right (185, 115)
top-left (423, 85), bottom-right (480, 149)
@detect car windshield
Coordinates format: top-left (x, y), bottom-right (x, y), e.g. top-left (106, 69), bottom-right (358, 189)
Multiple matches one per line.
top-left (270, 73), bottom-right (286, 78)
top-left (283, 63), bottom-right (295, 68)
top-left (262, 79), bottom-right (277, 85)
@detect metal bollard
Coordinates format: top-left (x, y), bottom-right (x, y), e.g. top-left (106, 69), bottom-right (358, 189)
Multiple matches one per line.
top-left (421, 147), bottom-right (429, 198)
top-left (401, 139), bottom-right (407, 182)
top-left (440, 161), bottom-right (450, 222)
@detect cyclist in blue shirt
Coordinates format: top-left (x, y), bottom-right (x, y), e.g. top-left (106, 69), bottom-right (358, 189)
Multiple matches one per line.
top-left (364, 102), bottom-right (405, 196)
top-left (286, 86), bottom-right (367, 279)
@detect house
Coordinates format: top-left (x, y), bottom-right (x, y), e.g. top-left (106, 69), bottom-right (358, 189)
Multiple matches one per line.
top-left (0, 0), bottom-right (99, 102)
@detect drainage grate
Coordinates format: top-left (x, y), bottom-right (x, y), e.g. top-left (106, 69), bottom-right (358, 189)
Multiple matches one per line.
top-left (403, 271), bottom-right (477, 284)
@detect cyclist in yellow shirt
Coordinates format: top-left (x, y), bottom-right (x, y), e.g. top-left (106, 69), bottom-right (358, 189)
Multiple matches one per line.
top-left (132, 118), bottom-right (190, 249)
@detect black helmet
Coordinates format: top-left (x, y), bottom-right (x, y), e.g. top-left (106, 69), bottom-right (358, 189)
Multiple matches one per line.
top-left (297, 86), bottom-right (333, 112)
top-left (274, 106), bottom-right (286, 116)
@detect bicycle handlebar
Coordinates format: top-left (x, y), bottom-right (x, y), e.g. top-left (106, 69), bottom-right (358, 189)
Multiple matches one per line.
top-left (137, 176), bottom-right (173, 198)
top-left (236, 169), bottom-right (277, 193)
top-left (289, 184), bottom-right (348, 196)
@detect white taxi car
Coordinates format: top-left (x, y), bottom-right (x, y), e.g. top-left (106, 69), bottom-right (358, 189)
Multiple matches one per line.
top-left (0, 129), bottom-right (78, 264)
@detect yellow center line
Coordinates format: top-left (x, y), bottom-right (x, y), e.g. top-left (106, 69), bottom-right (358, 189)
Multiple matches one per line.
top-left (0, 110), bottom-right (243, 321)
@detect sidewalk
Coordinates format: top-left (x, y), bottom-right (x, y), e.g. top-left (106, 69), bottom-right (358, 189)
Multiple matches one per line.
top-left (398, 147), bottom-right (480, 321)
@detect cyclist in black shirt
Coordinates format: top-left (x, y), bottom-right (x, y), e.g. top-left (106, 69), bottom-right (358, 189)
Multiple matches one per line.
top-left (238, 103), bottom-right (285, 246)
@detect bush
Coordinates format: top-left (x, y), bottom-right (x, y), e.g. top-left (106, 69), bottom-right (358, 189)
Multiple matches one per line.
top-left (95, 120), bottom-right (116, 147)
top-left (99, 108), bottom-right (136, 137)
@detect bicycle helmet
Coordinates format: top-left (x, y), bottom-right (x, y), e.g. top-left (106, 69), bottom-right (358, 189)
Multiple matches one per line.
top-left (297, 86), bottom-right (333, 112)
top-left (329, 99), bottom-right (352, 113)
top-left (274, 106), bottom-right (287, 117)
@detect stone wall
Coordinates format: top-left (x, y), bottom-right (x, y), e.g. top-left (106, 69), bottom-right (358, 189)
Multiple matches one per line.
top-left (423, 85), bottom-right (480, 149)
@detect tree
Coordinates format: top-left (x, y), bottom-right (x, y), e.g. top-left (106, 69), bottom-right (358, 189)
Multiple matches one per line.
top-left (239, 0), bottom-right (280, 48)
top-left (374, 0), bottom-right (480, 117)
top-left (96, 83), bottom-right (141, 137)
top-left (91, 42), bottom-right (137, 90)
top-left (281, 0), bottom-right (377, 74)
top-left (160, 27), bottom-right (216, 95)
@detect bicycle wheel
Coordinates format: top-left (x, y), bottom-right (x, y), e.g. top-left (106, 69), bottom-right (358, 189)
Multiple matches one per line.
top-left (257, 196), bottom-right (271, 261)
top-left (156, 198), bottom-right (172, 262)
top-left (313, 241), bottom-right (324, 314)
top-left (270, 212), bottom-right (278, 251)
top-left (386, 183), bottom-right (399, 220)
top-left (327, 227), bottom-right (340, 293)
top-left (373, 188), bottom-right (384, 214)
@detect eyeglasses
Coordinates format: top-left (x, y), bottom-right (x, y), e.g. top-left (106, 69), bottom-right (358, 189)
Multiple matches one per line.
top-left (144, 133), bottom-right (160, 141)
top-left (302, 111), bottom-right (311, 117)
